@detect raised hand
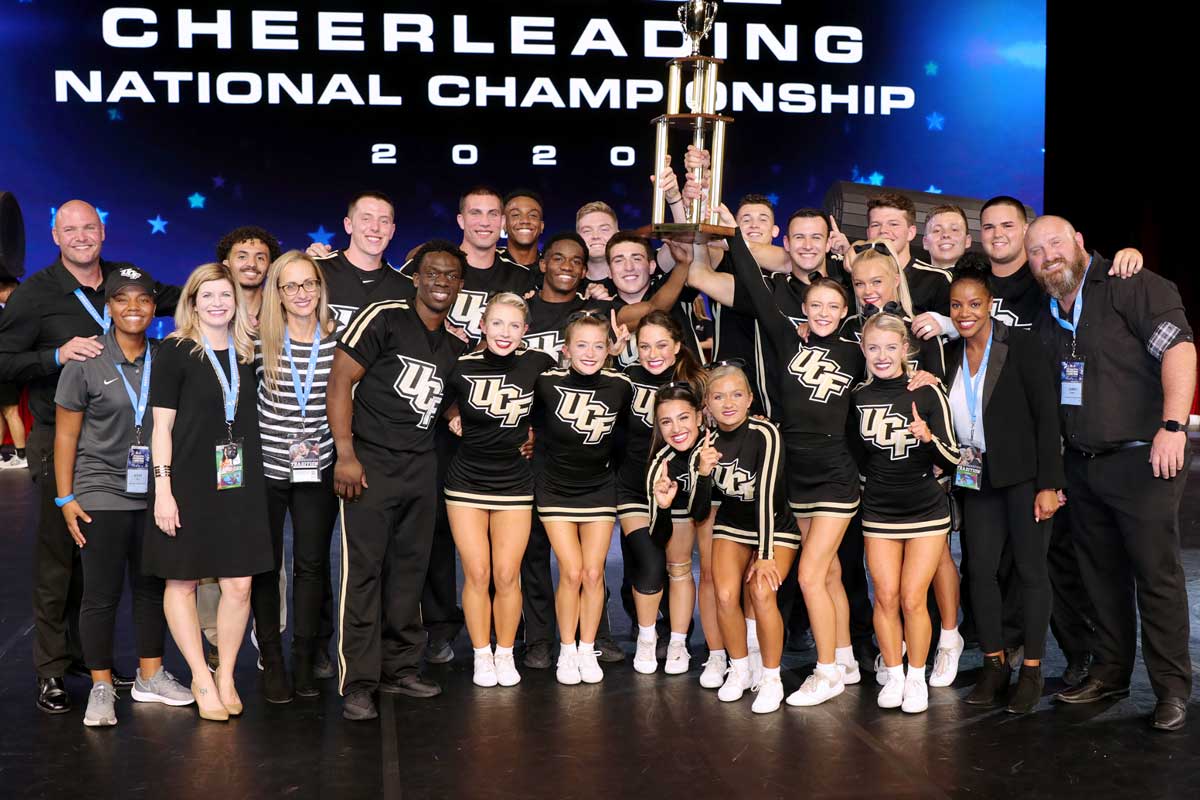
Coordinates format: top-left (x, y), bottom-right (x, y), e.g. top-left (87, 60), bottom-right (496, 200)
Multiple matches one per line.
top-left (608, 308), bottom-right (631, 356)
top-left (653, 461), bottom-right (678, 509)
top-left (908, 402), bottom-right (932, 443)
top-left (696, 428), bottom-right (719, 476)
top-left (828, 216), bottom-right (851, 257)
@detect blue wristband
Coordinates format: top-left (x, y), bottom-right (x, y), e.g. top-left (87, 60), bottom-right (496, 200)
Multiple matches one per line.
top-left (53, 348), bottom-right (61, 367)
top-left (54, 494), bottom-right (75, 508)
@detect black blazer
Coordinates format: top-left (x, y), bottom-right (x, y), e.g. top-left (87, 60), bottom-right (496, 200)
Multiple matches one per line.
top-left (945, 319), bottom-right (1065, 490)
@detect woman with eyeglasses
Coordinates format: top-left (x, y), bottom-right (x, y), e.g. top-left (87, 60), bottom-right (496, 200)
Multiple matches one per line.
top-left (845, 240), bottom-right (966, 689)
top-left (534, 311), bottom-right (633, 685)
top-left (616, 311), bottom-right (706, 677)
top-left (443, 293), bottom-right (555, 688)
top-left (853, 314), bottom-right (960, 714)
top-left (144, 262), bottom-right (273, 721)
top-left (253, 251), bottom-right (339, 700)
top-left (703, 363), bottom-right (800, 714)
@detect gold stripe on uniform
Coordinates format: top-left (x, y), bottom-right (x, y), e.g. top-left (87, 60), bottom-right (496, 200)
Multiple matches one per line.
top-left (336, 498), bottom-right (350, 696)
top-left (341, 299), bottom-right (410, 348)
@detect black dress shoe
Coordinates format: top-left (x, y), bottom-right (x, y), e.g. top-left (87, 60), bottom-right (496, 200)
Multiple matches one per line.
top-left (66, 661), bottom-right (133, 687)
top-left (1151, 698), bottom-right (1187, 731)
top-left (594, 634), bottom-right (625, 663)
top-left (522, 642), bottom-right (553, 670)
top-left (342, 690), bottom-right (378, 721)
top-left (965, 655), bottom-right (1011, 706)
top-left (37, 677), bottom-right (71, 714)
top-left (379, 674), bottom-right (442, 698)
top-left (1054, 676), bottom-right (1129, 704)
top-left (1061, 652), bottom-right (1092, 688)
top-left (312, 648), bottom-right (336, 680)
top-left (1006, 665), bottom-right (1044, 714)
top-left (425, 639), bottom-right (455, 665)
top-left (260, 644), bottom-right (294, 704)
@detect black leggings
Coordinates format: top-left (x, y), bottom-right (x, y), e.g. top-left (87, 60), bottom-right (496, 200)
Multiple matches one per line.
top-left (253, 469), bottom-right (338, 653)
top-left (78, 509), bottom-right (165, 670)
top-left (962, 475), bottom-right (1052, 659)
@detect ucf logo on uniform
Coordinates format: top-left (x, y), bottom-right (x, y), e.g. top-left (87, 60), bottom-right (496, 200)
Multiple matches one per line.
top-left (464, 376), bottom-right (533, 428)
top-left (393, 355), bottom-right (445, 429)
top-left (329, 304), bottom-right (358, 329)
top-left (449, 290), bottom-right (489, 339)
top-left (554, 387), bottom-right (617, 444)
top-left (788, 346), bottom-right (853, 403)
top-left (630, 383), bottom-right (657, 428)
top-left (713, 459), bottom-right (755, 501)
top-left (523, 330), bottom-right (562, 358)
top-left (858, 404), bottom-right (917, 460)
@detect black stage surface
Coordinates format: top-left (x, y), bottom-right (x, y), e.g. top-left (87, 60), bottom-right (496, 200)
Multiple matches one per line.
top-left (2, 466), bottom-right (1198, 800)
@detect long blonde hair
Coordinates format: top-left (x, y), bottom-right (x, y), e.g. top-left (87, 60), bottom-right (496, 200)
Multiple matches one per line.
top-left (853, 240), bottom-right (915, 316)
top-left (258, 250), bottom-right (335, 399)
top-left (169, 262), bottom-right (256, 363)
top-left (859, 313), bottom-right (915, 382)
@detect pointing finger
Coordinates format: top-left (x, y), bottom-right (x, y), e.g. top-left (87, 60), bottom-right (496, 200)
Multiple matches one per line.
top-left (911, 402), bottom-right (924, 423)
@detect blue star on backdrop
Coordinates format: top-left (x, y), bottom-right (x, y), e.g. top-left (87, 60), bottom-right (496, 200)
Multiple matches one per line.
top-left (765, 193), bottom-right (780, 207)
top-left (926, 112), bottom-right (945, 131)
top-left (187, 192), bottom-right (206, 209)
top-left (925, 61), bottom-right (939, 77)
top-left (926, 185), bottom-right (943, 195)
top-left (307, 225), bottom-right (334, 246)
top-left (96, 208), bottom-right (109, 224)
top-left (107, 108), bottom-right (122, 121)
top-left (148, 215), bottom-right (168, 234)
top-left (212, 176), bottom-right (225, 188)
top-left (866, 172), bottom-right (885, 186)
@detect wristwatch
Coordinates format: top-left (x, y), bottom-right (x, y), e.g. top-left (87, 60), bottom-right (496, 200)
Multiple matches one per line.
top-left (1161, 419), bottom-right (1186, 432)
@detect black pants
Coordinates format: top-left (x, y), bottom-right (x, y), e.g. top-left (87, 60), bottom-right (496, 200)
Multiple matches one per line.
top-left (1065, 446), bottom-right (1192, 700)
top-left (78, 509), bottom-right (165, 670)
top-left (422, 428), bottom-right (464, 645)
top-left (838, 512), bottom-right (875, 646)
top-left (338, 443), bottom-right (436, 695)
top-left (520, 512), bottom-right (557, 647)
top-left (28, 423), bottom-right (84, 679)
top-left (255, 469), bottom-right (338, 655)
top-left (1047, 506), bottom-right (1096, 658)
top-left (962, 476), bottom-right (1052, 659)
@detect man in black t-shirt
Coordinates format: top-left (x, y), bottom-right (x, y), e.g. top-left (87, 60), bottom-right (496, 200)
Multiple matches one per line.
top-left (497, 188), bottom-right (545, 268)
top-left (328, 240), bottom-right (467, 721)
top-left (217, 226), bottom-right (280, 328)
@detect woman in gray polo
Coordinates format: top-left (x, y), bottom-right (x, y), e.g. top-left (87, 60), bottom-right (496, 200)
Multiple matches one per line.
top-left (54, 266), bottom-right (194, 727)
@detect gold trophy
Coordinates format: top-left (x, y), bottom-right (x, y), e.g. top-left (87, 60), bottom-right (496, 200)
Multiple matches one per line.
top-left (648, 0), bottom-right (735, 242)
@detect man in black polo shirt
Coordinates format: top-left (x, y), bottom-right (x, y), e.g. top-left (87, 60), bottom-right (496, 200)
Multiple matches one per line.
top-left (328, 240), bottom-right (467, 721)
top-left (497, 188), bottom-right (545, 268)
top-left (1028, 215), bottom-right (1194, 731)
top-left (0, 200), bottom-right (179, 713)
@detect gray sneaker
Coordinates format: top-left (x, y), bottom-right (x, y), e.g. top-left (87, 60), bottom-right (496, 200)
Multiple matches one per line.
top-left (83, 682), bottom-right (117, 727)
top-left (131, 667), bottom-right (195, 706)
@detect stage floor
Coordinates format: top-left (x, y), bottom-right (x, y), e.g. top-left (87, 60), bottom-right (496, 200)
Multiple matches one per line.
top-left (1, 468), bottom-right (1198, 799)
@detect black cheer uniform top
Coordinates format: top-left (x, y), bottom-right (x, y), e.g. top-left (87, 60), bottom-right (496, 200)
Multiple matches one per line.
top-left (534, 366), bottom-right (632, 489)
top-left (402, 252), bottom-right (534, 344)
top-left (617, 363), bottom-right (679, 489)
top-left (525, 293), bottom-right (611, 359)
top-left (709, 417), bottom-right (799, 559)
top-left (315, 250), bottom-right (413, 331)
top-left (647, 438), bottom-right (714, 544)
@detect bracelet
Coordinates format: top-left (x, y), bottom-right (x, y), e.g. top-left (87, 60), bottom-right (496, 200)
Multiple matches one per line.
top-left (153, 465), bottom-right (172, 477)
top-left (54, 494), bottom-right (75, 508)
top-left (53, 348), bottom-right (61, 368)
top-left (665, 194), bottom-right (683, 204)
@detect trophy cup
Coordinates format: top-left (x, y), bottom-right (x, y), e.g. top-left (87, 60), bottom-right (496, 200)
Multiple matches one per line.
top-left (647, 0), bottom-right (735, 242)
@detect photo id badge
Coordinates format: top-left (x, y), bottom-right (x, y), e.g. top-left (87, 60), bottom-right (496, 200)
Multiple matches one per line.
top-left (126, 445), bottom-right (150, 494)
top-left (955, 446), bottom-right (983, 490)
top-left (1061, 359), bottom-right (1085, 406)
top-left (289, 438), bottom-right (321, 484)
top-left (215, 438), bottom-right (245, 490)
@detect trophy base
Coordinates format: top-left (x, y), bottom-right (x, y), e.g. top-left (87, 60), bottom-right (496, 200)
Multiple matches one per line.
top-left (639, 222), bottom-right (736, 243)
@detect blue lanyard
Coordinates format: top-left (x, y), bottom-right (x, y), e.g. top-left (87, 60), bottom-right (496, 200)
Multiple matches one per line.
top-left (74, 288), bottom-right (110, 333)
top-left (202, 335), bottom-right (239, 427)
top-left (1048, 259), bottom-right (1091, 356)
top-left (283, 330), bottom-right (321, 419)
top-left (111, 343), bottom-right (152, 436)
top-left (962, 330), bottom-right (992, 440)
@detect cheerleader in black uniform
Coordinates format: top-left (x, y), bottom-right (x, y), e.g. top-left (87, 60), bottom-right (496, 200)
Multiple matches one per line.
top-left (617, 311), bottom-right (707, 677)
top-left (854, 313), bottom-right (960, 713)
top-left (846, 242), bottom-right (966, 688)
top-left (535, 312), bottom-right (633, 685)
top-left (725, 231), bottom-right (866, 706)
top-left (705, 364), bottom-right (800, 714)
top-left (445, 293), bottom-right (556, 688)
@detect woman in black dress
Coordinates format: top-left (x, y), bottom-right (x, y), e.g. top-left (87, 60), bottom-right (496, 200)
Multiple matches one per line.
top-left (145, 262), bottom-right (272, 722)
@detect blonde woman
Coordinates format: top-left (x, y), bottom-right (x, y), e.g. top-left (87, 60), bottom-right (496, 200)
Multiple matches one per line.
top-left (254, 251), bottom-right (339, 700)
top-left (144, 262), bottom-right (272, 721)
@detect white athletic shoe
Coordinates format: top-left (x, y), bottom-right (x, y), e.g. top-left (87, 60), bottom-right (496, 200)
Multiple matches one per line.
top-left (929, 631), bottom-right (965, 688)
top-left (494, 651), bottom-right (521, 687)
top-left (877, 670), bottom-right (905, 709)
top-left (718, 663), bottom-right (752, 702)
top-left (578, 647), bottom-right (604, 684)
top-left (748, 645), bottom-right (764, 687)
top-left (556, 648), bottom-right (581, 686)
top-left (875, 642), bottom-right (907, 686)
top-left (902, 673), bottom-right (929, 713)
top-left (633, 636), bottom-right (658, 675)
top-left (473, 652), bottom-right (498, 687)
top-left (0, 455), bottom-right (27, 470)
top-left (664, 640), bottom-right (691, 675)
top-left (787, 670), bottom-right (846, 707)
top-left (699, 653), bottom-right (727, 689)
top-left (838, 658), bottom-right (862, 686)
top-left (751, 674), bottom-right (785, 714)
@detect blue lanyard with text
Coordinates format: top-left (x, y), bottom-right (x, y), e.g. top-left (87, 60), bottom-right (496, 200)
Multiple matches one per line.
top-left (202, 335), bottom-right (239, 437)
top-left (111, 344), bottom-right (152, 442)
top-left (962, 330), bottom-right (992, 442)
top-left (74, 288), bottom-right (111, 333)
top-left (1048, 260), bottom-right (1090, 357)
top-left (284, 330), bottom-right (321, 420)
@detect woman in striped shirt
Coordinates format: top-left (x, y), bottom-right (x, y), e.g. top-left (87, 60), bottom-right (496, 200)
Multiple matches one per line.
top-left (254, 250), bottom-right (339, 700)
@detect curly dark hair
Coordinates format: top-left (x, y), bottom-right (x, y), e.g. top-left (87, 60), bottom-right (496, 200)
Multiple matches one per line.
top-left (216, 226), bottom-right (281, 263)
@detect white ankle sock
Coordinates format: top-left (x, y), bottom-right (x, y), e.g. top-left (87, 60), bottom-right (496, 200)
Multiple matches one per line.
top-left (835, 646), bottom-right (855, 665)
top-left (495, 645), bottom-right (513, 657)
top-left (887, 664), bottom-right (905, 682)
top-left (762, 666), bottom-right (780, 681)
top-left (710, 649), bottom-right (727, 660)
top-left (939, 627), bottom-right (960, 648)
top-left (908, 665), bottom-right (926, 682)
top-left (745, 618), bottom-right (758, 647)
top-left (638, 625), bottom-right (657, 642)
top-left (670, 632), bottom-right (687, 644)
top-left (579, 640), bottom-right (594, 653)
top-left (473, 645), bottom-right (492, 657)
top-left (560, 642), bottom-right (577, 655)
top-left (730, 656), bottom-right (749, 672)
top-left (816, 662), bottom-right (839, 680)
